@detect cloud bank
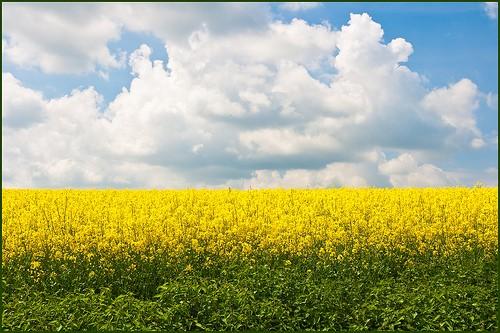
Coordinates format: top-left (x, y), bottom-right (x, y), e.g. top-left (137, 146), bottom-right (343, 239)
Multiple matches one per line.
top-left (2, 5), bottom-right (497, 188)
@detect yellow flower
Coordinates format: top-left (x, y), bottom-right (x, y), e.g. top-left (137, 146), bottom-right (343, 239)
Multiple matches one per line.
top-left (241, 242), bottom-right (252, 255)
top-left (30, 261), bottom-right (41, 270)
top-left (1, 188), bottom-right (497, 263)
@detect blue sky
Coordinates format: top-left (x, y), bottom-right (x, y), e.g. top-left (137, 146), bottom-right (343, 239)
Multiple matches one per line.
top-left (2, 2), bottom-right (498, 188)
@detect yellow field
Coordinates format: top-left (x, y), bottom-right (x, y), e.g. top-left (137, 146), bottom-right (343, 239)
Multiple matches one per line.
top-left (3, 188), bottom-right (497, 263)
top-left (2, 188), bottom-right (498, 331)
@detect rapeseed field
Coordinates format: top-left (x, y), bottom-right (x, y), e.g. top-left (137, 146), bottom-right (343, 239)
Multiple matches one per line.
top-left (2, 188), bottom-right (498, 331)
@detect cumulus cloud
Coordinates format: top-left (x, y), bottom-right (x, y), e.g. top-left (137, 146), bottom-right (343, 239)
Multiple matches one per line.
top-left (2, 73), bottom-right (46, 128)
top-left (168, 18), bottom-right (337, 72)
top-left (280, 2), bottom-right (321, 12)
top-left (378, 153), bottom-right (456, 187)
top-left (114, 3), bottom-right (272, 45)
top-left (422, 79), bottom-right (480, 132)
top-left (237, 156), bottom-right (385, 189)
top-left (2, 3), bottom-right (125, 74)
top-left (1, 78), bottom-right (187, 188)
top-left (484, 2), bottom-right (498, 19)
top-left (3, 84), bottom-right (107, 187)
top-left (2, 11), bottom-right (495, 188)
top-left (242, 163), bottom-right (369, 189)
top-left (421, 78), bottom-right (486, 148)
top-left (1, 3), bottom-right (271, 74)
top-left (237, 151), bottom-right (458, 189)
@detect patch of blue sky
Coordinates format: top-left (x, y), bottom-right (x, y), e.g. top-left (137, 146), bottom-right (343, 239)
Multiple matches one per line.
top-left (476, 99), bottom-right (498, 134)
top-left (445, 146), bottom-right (497, 172)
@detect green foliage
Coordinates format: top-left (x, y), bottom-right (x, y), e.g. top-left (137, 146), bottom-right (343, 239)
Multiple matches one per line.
top-left (2, 250), bottom-right (497, 331)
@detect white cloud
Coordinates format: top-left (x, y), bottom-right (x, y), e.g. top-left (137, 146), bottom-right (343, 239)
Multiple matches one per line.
top-left (378, 153), bottom-right (456, 187)
top-left (280, 2), bottom-right (321, 12)
top-left (239, 128), bottom-right (339, 156)
top-left (168, 18), bottom-right (337, 72)
top-left (378, 153), bottom-right (418, 176)
top-left (2, 3), bottom-right (124, 74)
top-left (484, 2), bottom-right (498, 19)
top-left (1, 75), bottom-right (188, 188)
top-left (421, 79), bottom-right (481, 135)
top-left (334, 13), bottom-right (414, 75)
top-left (113, 3), bottom-right (272, 45)
top-left (2, 83), bottom-right (110, 187)
top-left (1, 3), bottom-right (272, 74)
top-left (242, 162), bottom-right (369, 189)
top-left (192, 144), bottom-right (204, 154)
top-left (471, 137), bottom-right (486, 149)
top-left (2, 11), bottom-right (494, 188)
top-left (2, 73), bottom-right (46, 128)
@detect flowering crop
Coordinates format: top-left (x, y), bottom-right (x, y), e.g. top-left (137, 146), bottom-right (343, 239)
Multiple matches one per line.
top-left (2, 188), bottom-right (497, 262)
top-left (2, 188), bottom-right (498, 331)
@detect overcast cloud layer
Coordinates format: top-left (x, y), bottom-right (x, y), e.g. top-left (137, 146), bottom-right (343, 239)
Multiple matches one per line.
top-left (2, 3), bottom-right (498, 188)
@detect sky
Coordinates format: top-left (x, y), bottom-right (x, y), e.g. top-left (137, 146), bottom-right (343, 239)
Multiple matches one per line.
top-left (2, 2), bottom-right (498, 189)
